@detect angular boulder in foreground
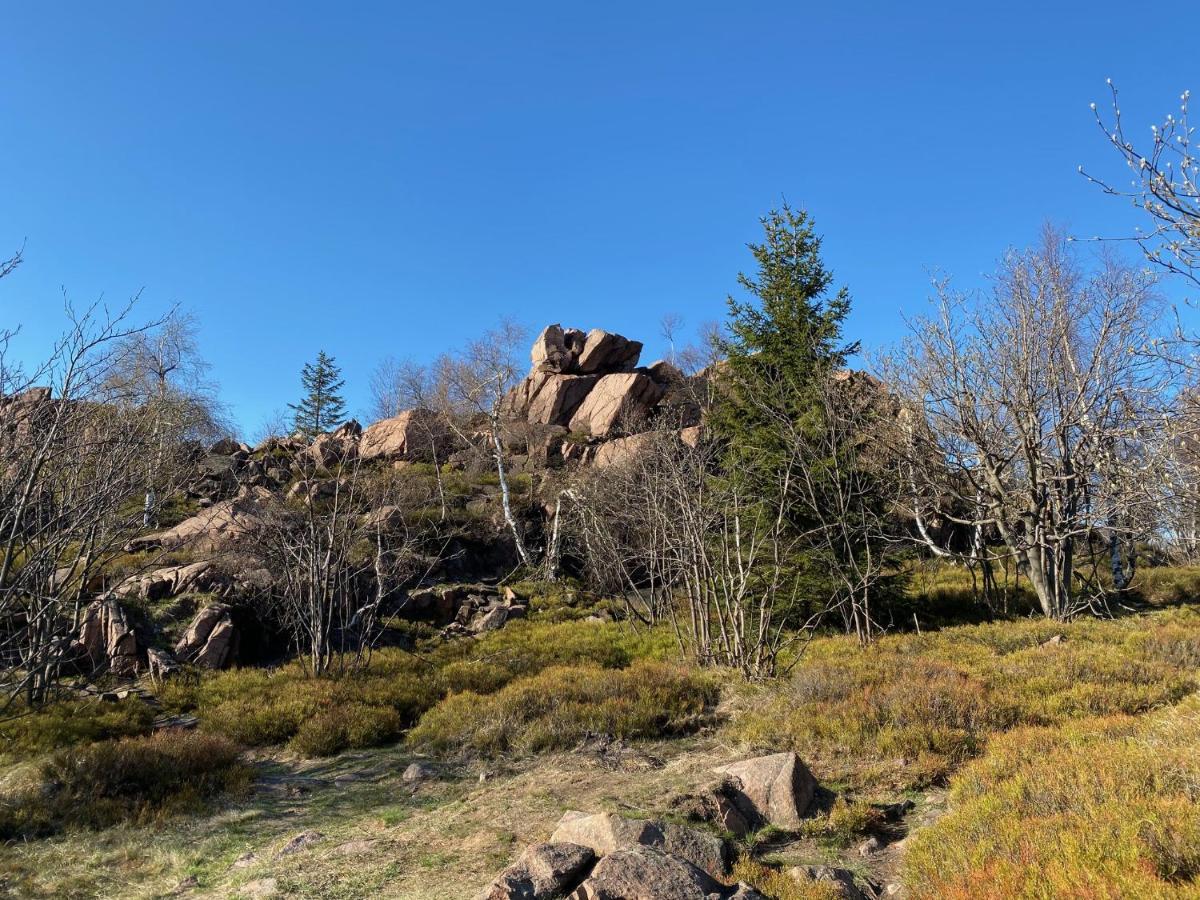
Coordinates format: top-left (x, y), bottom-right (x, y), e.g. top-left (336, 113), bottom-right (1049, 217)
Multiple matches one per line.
top-left (550, 811), bottom-right (726, 877)
top-left (713, 751), bottom-right (816, 830)
top-left (474, 842), bottom-right (595, 900)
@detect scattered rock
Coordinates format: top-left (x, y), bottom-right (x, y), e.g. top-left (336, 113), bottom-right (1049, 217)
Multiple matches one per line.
top-left (569, 847), bottom-right (756, 900)
top-left (128, 486), bottom-right (273, 554)
top-left (550, 811), bottom-right (727, 877)
top-left (73, 596), bottom-right (140, 677)
top-left (231, 851), bottom-right (258, 869)
top-left (789, 866), bottom-right (867, 900)
top-left (857, 835), bottom-right (883, 857)
top-left (475, 842), bottom-right (595, 900)
top-left (402, 761), bottom-right (437, 783)
top-left (1041, 633), bottom-right (1067, 648)
top-left (146, 648), bottom-right (180, 680)
top-left (278, 830), bottom-right (324, 856)
top-left (359, 409), bottom-right (448, 462)
top-left (713, 752), bottom-right (816, 830)
top-left (113, 560), bottom-right (227, 602)
top-left (332, 839), bottom-right (380, 856)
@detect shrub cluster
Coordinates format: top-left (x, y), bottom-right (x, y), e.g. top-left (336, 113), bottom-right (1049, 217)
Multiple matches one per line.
top-left (0, 729), bottom-right (250, 838)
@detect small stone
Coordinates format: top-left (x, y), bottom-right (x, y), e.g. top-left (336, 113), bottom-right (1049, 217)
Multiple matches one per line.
top-left (241, 878), bottom-right (279, 899)
top-left (858, 835), bottom-right (883, 857)
top-left (231, 851), bottom-right (258, 869)
top-left (278, 830), bottom-right (324, 856)
top-left (403, 762), bottom-right (436, 783)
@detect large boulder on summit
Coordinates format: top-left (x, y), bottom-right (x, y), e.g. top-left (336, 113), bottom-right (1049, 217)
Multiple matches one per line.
top-left (474, 842), bottom-right (595, 900)
top-left (550, 811), bottom-right (727, 877)
top-left (531, 324), bottom-right (587, 373)
top-left (74, 597), bottom-right (140, 677)
top-left (576, 329), bottom-right (642, 374)
top-left (359, 409), bottom-right (448, 462)
top-left (713, 752), bottom-right (816, 830)
top-left (569, 373), bottom-right (665, 438)
top-left (128, 486), bottom-right (273, 554)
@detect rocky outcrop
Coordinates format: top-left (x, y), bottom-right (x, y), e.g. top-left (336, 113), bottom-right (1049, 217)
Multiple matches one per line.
top-left (506, 372), bottom-right (601, 427)
top-left (128, 486), bottom-right (273, 554)
top-left (568, 373), bottom-right (665, 439)
top-left (74, 597), bottom-right (140, 677)
top-left (175, 603), bottom-right (239, 669)
top-left (531, 325), bottom-right (587, 374)
top-left (304, 420), bottom-right (362, 468)
top-left (713, 752), bottom-right (816, 830)
top-left (474, 842), bottom-right (595, 900)
top-left (359, 409), bottom-right (448, 462)
top-left (113, 561), bottom-right (228, 602)
top-left (576, 329), bottom-right (642, 375)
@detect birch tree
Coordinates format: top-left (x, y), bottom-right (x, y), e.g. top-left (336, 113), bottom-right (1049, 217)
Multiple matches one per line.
top-left (892, 228), bottom-right (1172, 619)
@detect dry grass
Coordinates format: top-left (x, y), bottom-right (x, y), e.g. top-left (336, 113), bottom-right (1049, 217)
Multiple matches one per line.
top-left (903, 693), bottom-right (1200, 898)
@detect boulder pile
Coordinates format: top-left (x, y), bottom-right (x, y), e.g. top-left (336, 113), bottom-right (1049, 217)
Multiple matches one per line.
top-left (503, 325), bottom-right (699, 447)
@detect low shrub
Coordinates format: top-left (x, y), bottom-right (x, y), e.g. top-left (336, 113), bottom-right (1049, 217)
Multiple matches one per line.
top-left (0, 729), bottom-right (251, 838)
top-left (729, 609), bottom-right (1200, 788)
top-left (407, 660), bottom-right (717, 756)
top-left (0, 697), bottom-right (155, 757)
top-left (726, 857), bottom-right (843, 899)
top-left (903, 695), bottom-right (1200, 898)
top-left (796, 797), bottom-right (886, 847)
top-left (288, 703), bottom-right (404, 757)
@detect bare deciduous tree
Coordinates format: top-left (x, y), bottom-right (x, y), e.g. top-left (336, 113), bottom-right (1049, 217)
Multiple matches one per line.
top-left (890, 228), bottom-right (1172, 619)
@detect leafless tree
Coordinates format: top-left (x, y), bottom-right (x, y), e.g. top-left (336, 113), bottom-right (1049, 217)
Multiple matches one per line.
top-left (889, 228), bottom-right (1173, 619)
top-left (1082, 82), bottom-right (1199, 287)
top-left (0, 288), bottom-right (187, 710)
top-left (254, 443), bottom-right (446, 676)
top-left (106, 309), bottom-right (229, 526)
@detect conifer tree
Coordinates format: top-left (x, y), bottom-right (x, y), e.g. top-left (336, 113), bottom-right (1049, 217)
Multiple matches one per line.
top-left (289, 350), bottom-right (346, 438)
top-left (711, 203), bottom-right (856, 497)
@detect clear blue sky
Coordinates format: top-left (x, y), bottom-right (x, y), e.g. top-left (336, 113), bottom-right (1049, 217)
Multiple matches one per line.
top-left (1, 1), bottom-right (1194, 435)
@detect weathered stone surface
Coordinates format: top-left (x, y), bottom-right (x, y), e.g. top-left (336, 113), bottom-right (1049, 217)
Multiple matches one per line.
top-left (592, 432), bottom-right (657, 469)
top-left (509, 372), bottom-right (602, 427)
top-left (788, 866), bottom-right (867, 900)
top-left (146, 648), bottom-right (180, 680)
top-left (304, 420), bottom-right (361, 467)
top-left (175, 603), bottom-right (239, 669)
top-left (550, 812), bottom-right (726, 877)
top-left (645, 359), bottom-right (684, 385)
top-left (277, 830), bottom-right (324, 856)
top-left (713, 752), bottom-right (816, 830)
top-left (531, 324), bottom-right (586, 374)
top-left (286, 477), bottom-right (346, 503)
top-left (576, 329), bottom-right (642, 374)
top-left (128, 486), bottom-right (273, 554)
top-left (74, 597), bottom-right (140, 676)
top-left (402, 761), bottom-right (437, 783)
top-left (568, 847), bottom-right (736, 900)
top-left (113, 561), bottom-right (226, 602)
top-left (470, 606), bottom-right (509, 633)
top-left (568, 373), bottom-right (664, 439)
top-left (475, 842), bottom-right (595, 900)
top-left (359, 409), bottom-right (447, 462)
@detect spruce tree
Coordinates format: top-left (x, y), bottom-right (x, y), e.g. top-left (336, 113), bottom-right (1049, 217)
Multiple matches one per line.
top-left (711, 203), bottom-right (856, 491)
top-left (289, 350), bottom-right (347, 438)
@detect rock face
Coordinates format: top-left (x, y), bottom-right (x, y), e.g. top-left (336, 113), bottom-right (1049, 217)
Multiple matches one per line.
top-left (74, 597), bottom-right (140, 676)
top-left (549, 812), bottom-right (727, 878)
top-left (113, 561), bottom-right (226, 602)
top-left (128, 486), bottom-right (273, 554)
top-left (359, 409), bottom-right (448, 462)
top-left (531, 325), bottom-right (588, 374)
top-left (175, 603), bottom-right (239, 669)
top-left (576, 329), bottom-right (642, 375)
top-left (474, 842), bottom-right (595, 900)
top-left (506, 372), bottom-right (601, 427)
top-left (569, 373), bottom-right (665, 439)
top-left (713, 752), bottom-right (816, 830)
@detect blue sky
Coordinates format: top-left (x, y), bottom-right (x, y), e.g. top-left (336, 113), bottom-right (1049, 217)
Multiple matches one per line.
top-left (0, 2), bottom-right (1194, 435)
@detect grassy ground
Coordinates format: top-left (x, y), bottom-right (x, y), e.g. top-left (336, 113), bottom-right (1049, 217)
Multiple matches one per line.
top-left (2, 570), bottom-right (1199, 898)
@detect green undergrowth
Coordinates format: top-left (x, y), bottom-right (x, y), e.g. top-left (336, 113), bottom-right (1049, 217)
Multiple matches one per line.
top-left (729, 607), bottom-right (1200, 789)
top-left (0, 730), bottom-right (250, 839)
top-left (155, 617), bottom-right (677, 758)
